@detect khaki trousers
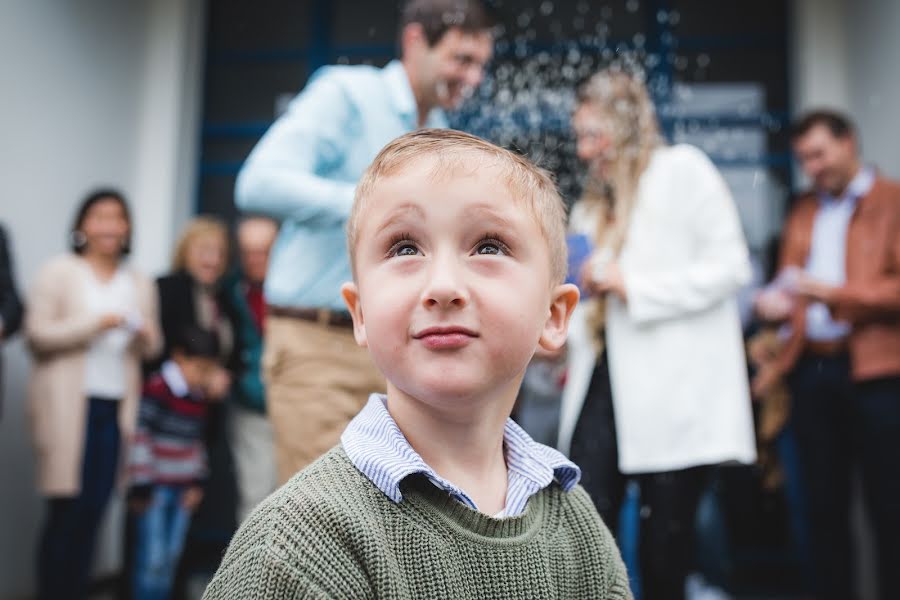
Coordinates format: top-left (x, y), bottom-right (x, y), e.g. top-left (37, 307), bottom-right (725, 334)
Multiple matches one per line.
top-left (230, 404), bottom-right (278, 523)
top-left (263, 315), bottom-right (384, 483)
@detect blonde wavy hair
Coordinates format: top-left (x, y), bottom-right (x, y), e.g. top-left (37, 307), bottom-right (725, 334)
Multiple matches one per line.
top-left (171, 216), bottom-right (230, 274)
top-left (576, 69), bottom-right (663, 348)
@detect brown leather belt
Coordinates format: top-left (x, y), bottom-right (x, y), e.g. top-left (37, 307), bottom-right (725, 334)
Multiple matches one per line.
top-left (805, 338), bottom-right (849, 357)
top-left (266, 304), bottom-right (354, 328)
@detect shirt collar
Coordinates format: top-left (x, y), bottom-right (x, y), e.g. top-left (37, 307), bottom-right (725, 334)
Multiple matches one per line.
top-left (342, 394), bottom-right (581, 515)
top-left (819, 166), bottom-right (875, 204)
top-left (382, 59), bottom-right (448, 128)
top-left (161, 360), bottom-right (190, 398)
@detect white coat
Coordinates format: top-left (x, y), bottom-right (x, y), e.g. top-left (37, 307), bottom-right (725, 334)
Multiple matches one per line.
top-left (558, 144), bottom-right (757, 474)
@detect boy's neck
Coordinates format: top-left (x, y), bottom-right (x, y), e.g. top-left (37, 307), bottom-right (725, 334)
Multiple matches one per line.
top-left (385, 381), bottom-right (521, 516)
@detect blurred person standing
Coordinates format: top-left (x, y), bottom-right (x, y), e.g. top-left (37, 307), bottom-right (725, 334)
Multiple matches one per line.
top-left (560, 69), bottom-right (756, 600)
top-left (224, 216), bottom-right (279, 522)
top-left (754, 111), bottom-right (900, 600)
top-left (235, 0), bottom-right (494, 482)
top-left (152, 217), bottom-right (242, 583)
top-left (0, 223), bottom-right (24, 418)
top-left (155, 217), bottom-right (240, 385)
top-left (25, 189), bottom-right (161, 600)
top-left (128, 326), bottom-right (221, 600)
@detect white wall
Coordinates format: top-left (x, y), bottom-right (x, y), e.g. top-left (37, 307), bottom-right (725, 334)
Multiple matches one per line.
top-left (0, 0), bottom-right (204, 597)
top-left (846, 0), bottom-right (900, 179)
top-left (791, 0), bottom-right (851, 114)
top-left (792, 0), bottom-right (900, 180)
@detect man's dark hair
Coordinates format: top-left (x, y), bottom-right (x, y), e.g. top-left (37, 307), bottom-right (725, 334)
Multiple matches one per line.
top-left (400, 0), bottom-right (495, 46)
top-left (171, 325), bottom-right (220, 360)
top-left (70, 188), bottom-right (132, 255)
top-left (790, 110), bottom-right (855, 141)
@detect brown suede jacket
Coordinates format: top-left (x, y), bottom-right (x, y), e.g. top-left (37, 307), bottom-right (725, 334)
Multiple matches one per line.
top-left (775, 176), bottom-right (900, 381)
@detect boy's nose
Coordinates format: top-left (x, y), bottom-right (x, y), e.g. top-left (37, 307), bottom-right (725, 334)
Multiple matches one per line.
top-left (421, 259), bottom-right (469, 309)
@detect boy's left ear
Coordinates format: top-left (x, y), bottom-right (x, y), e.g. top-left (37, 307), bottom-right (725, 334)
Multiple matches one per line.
top-left (538, 283), bottom-right (580, 352)
top-left (341, 282), bottom-right (368, 348)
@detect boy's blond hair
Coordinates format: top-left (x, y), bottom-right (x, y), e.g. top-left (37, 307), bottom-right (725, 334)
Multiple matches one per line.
top-left (348, 129), bottom-right (568, 284)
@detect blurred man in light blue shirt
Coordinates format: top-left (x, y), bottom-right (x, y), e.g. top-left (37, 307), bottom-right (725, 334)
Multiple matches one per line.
top-left (236, 0), bottom-right (493, 482)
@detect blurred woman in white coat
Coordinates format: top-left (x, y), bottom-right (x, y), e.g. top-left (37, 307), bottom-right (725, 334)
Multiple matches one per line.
top-left (561, 69), bottom-right (756, 600)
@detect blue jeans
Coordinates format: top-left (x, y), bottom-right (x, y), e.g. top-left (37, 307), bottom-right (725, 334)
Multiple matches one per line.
top-left (37, 396), bottom-right (120, 600)
top-left (133, 485), bottom-right (193, 600)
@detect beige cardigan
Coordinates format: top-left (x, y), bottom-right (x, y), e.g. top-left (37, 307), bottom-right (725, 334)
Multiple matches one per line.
top-left (25, 254), bottom-right (161, 496)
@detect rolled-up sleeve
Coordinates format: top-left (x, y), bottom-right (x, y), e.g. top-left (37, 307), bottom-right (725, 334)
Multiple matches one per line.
top-left (235, 69), bottom-right (357, 226)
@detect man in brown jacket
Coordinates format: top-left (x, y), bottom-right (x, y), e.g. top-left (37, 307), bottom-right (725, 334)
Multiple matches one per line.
top-left (755, 110), bottom-right (900, 600)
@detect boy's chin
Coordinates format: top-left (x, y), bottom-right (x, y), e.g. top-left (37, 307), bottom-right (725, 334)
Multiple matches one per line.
top-left (391, 376), bottom-right (489, 408)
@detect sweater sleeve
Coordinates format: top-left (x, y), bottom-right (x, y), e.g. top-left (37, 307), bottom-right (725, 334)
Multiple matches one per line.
top-left (202, 543), bottom-right (334, 600)
top-left (234, 68), bottom-right (357, 226)
top-left (202, 481), bottom-right (373, 600)
top-left (569, 486), bottom-right (634, 599)
top-left (25, 257), bottom-right (103, 355)
top-left (602, 524), bottom-right (634, 600)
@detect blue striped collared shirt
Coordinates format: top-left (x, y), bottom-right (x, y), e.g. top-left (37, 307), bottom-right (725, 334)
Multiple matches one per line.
top-left (341, 394), bottom-right (581, 517)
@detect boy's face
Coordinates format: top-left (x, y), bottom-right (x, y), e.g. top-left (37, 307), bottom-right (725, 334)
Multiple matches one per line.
top-left (343, 158), bottom-right (577, 408)
top-left (175, 353), bottom-right (219, 392)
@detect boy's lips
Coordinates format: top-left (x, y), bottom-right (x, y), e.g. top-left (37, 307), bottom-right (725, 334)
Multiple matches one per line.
top-left (412, 326), bottom-right (479, 350)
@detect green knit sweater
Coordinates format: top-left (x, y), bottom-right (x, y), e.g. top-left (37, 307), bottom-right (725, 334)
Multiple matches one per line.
top-left (203, 445), bottom-right (632, 599)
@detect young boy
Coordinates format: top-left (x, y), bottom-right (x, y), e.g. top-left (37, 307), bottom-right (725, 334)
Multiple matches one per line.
top-left (203, 130), bottom-right (632, 599)
top-left (129, 326), bottom-right (220, 599)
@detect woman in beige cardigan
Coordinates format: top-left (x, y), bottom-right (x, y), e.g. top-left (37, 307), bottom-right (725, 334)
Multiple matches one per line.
top-left (25, 189), bottom-right (161, 600)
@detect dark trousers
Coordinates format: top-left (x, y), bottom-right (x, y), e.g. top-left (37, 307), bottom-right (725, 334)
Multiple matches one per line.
top-left (789, 354), bottom-right (900, 600)
top-left (569, 358), bottom-right (709, 600)
top-left (37, 397), bottom-right (120, 600)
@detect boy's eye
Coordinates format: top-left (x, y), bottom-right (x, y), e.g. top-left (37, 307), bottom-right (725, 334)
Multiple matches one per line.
top-left (474, 237), bottom-right (509, 256)
top-left (386, 239), bottom-right (421, 258)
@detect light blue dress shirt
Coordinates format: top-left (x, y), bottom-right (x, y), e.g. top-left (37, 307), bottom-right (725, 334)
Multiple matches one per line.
top-left (342, 395), bottom-right (581, 517)
top-left (235, 60), bottom-right (448, 311)
top-left (804, 167), bottom-right (875, 340)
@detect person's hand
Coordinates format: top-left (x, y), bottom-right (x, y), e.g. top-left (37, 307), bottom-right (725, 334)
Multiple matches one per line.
top-left (99, 313), bottom-right (125, 331)
top-left (134, 322), bottom-right (154, 344)
top-left (182, 486), bottom-right (204, 511)
top-left (598, 261), bottom-right (627, 301)
top-left (755, 288), bottom-right (794, 322)
top-left (127, 491), bottom-right (152, 514)
top-left (752, 364), bottom-right (782, 398)
top-left (580, 259), bottom-right (627, 301)
top-left (206, 367), bottom-right (231, 400)
top-left (795, 274), bottom-right (837, 304)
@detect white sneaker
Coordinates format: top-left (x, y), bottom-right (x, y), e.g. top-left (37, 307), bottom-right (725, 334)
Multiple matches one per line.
top-left (685, 573), bottom-right (733, 600)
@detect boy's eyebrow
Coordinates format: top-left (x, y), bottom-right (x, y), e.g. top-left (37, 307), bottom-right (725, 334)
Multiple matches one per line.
top-left (466, 203), bottom-right (517, 230)
top-left (377, 202), bottom-right (426, 232)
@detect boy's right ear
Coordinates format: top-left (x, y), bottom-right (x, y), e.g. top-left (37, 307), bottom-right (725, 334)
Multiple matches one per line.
top-left (341, 282), bottom-right (368, 348)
